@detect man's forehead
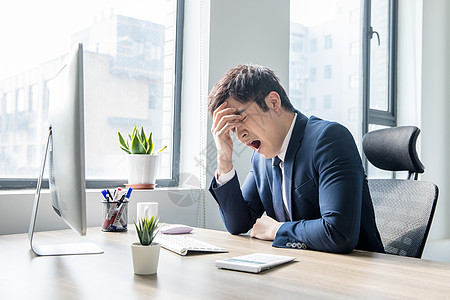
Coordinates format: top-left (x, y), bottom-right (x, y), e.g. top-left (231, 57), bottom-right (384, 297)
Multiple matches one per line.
top-left (225, 97), bottom-right (252, 113)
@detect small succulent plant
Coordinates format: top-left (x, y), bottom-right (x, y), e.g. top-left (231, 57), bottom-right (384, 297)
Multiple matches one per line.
top-left (133, 216), bottom-right (160, 246)
top-left (118, 125), bottom-right (167, 155)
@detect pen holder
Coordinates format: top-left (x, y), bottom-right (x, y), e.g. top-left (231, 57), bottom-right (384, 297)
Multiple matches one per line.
top-left (102, 200), bottom-right (129, 232)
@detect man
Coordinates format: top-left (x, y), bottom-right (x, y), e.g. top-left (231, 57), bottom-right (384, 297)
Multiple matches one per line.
top-left (208, 64), bottom-right (384, 254)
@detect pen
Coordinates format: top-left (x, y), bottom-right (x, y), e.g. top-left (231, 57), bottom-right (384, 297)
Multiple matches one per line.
top-left (106, 189), bottom-right (113, 201)
top-left (112, 187), bottom-right (123, 202)
top-left (120, 188), bottom-right (133, 227)
top-left (111, 201), bottom-right (128, 229)
top-left (103, 188), bottom-right (123, 230)
top-left (102, 205), bottom-right (117, 230)
top-left (113, 188), bottom-right (133, 228)
top-left (125, 187), bottom-right (133, 200)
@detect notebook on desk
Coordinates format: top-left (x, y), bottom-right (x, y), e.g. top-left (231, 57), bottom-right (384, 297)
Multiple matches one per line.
top-left (215, 253), bottom-right (296, 273)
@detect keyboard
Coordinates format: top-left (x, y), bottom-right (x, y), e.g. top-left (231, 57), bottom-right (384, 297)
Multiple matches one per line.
top-left (155, 233), bottom-right (228, 256)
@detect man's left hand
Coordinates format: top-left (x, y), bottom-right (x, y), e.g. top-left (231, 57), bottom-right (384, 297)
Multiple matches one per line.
top-left (250, 215), bottom-right (283, 241)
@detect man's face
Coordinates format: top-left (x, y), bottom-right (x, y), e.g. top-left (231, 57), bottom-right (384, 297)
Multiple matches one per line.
top-left (226, 96), bottom-right (285, 159)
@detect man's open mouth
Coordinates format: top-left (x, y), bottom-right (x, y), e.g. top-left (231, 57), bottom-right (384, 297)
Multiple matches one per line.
top-left (249, 140), bottom-right (261, 150)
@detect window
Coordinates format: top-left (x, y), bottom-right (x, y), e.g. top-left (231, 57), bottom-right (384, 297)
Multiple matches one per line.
top-left (29, 84), bottom-right (39, 112)
top-left (362, 0), bottom-right (398, 177)
top-left (309, 68), bottom-right (317, 82)
top-left (0, 0), bottom-right (184, 189)
top-left (324, 95), bottom-right (332, 109)
top-left (310, 39), bottom-right (317, 53)
top-left (325, 35), bottom-right (333, 49)
top-left (290, 0), bottom-right (362, 139)
top-left (16, 89), bottom-right (26, 112)
top-left (324, 65), bottom-right (332, 79)
top-left (363, 0), bottom-right (397, 127)
top-left (369, 0), bottom-right (390, 111)
top-left (290, 0), bottom-right (398, 170)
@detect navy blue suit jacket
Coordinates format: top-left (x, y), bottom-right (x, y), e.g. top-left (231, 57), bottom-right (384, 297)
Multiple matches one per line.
top-left (209, 112), bottom-right (384, 254)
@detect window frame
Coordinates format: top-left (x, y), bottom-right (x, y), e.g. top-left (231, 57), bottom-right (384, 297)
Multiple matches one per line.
top-left (0, 0), bottom-right (184, 190)
top-left (362, 0), bottom-right (398, 169)
top-left (362, 0), bottom-right (398, 133)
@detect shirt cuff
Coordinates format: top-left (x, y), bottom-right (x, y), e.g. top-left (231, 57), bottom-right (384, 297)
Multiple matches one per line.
top-left (215, 168), bottom-right (236, 186)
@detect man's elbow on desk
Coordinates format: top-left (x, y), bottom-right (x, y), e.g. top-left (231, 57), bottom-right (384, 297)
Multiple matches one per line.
top-left (273, 221), bottom-right (358, 254)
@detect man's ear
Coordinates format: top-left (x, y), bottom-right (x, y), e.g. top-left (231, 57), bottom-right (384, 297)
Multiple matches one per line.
top-left (266, 91), bottom-right (282, 112)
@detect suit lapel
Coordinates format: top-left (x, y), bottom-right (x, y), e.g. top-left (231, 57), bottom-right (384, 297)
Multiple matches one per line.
top-left (283, 111), bottom-right (308, 220)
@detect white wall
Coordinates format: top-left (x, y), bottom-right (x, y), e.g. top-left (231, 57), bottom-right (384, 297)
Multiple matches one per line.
top-left (397, 0), bottom-right (450, 240)
top-left (420, 0), bottom-right (450, 240)
top-left (0, 188), bottom-right (200, 235)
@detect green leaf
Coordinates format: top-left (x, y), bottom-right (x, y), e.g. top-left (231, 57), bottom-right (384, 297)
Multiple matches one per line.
top-left (139, 126), bottom-right (149, 152)
top-left (120, 145), bottom-right (131, 154)
top-left (130, 134), bottom-right (146, 154)
top-left (134, 216), bottom-right (159, 246)
top-left (132, 125), bottom-right (137, 139)
top-left (156, 146), bottom-right (167, 154)
top-left (140, 126), bottom-right (146, 142)
top-left (118, 132), bottom-right (130, 153)
top-left (147, 132), bottom-right (153, 154)
top-left (120, 125), bottom-right (161, 156)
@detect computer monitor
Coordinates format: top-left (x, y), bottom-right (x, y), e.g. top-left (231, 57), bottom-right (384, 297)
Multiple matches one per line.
top-left (28, 43), bottom-right (103, 256)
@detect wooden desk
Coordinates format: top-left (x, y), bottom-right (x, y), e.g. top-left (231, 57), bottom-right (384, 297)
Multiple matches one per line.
top-left (1, 227), bottom-right (450, 299)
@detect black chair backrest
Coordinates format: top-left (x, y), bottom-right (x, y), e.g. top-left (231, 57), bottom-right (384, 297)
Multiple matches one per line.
top-left (362, 126), bottom-right (439, 258)
top-left (362, 126), bottom-right (424, 179)
top-left (368, 179), bottom-right (438, 258)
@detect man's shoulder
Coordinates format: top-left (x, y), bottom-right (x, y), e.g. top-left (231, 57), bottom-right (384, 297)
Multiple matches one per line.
top-left (305, 115), bottom-right (351, 138)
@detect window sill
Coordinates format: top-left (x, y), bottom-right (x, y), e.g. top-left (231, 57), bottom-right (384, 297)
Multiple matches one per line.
top-left (0, 186), bottom-right (201, 196)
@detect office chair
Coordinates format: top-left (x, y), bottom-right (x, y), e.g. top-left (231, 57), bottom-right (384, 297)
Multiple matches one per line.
top-left (362, 126), bottom-right (439, 258)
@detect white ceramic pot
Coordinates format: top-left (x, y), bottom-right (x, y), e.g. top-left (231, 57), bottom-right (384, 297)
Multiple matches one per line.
top-left (131, 242), bottom-right (160, 275)
top-left (127, 154), bottom-right (159, 189)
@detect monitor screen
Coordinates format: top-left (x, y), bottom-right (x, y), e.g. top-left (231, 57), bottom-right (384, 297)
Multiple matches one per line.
top-left (48, 43), bottom-right (86, 235)
top-left (28, 43), bottom-right (102, 256)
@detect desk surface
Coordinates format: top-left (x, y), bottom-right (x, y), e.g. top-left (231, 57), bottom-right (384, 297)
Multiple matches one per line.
top-left (2, 227), bottom-right (450, 299)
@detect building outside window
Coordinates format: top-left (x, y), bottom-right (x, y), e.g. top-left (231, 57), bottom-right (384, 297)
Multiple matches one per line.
top-left (310, 39), bottom-right (317, 52)
top-left (16, 89), bottom-right (26, 112)
top-left (324, 65), bottom-right (332, 79)
top-left (29, 84), bottom-right (39, 112)
top-left (325, 34), bottom-right (333, 49)
top-left (309, 68), bottom-right (317, 82)
top-left (290, 0), bottom-right (362, 139)
top-left (349, 41), bottom-right (360, 56)
top-left (309, 97), bottom-right (316, 110)
top-left (349, 75), bottom-right (359, 89)
top-left (0, 0), bottom-right (182, 189)
top-left (290, 0), bottom-right (398, 178)
top-left (324, 95), bottom-right (332, 109)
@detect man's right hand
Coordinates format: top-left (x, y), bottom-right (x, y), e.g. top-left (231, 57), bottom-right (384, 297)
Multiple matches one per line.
top-left (211, 101), bottom-right (243, 176)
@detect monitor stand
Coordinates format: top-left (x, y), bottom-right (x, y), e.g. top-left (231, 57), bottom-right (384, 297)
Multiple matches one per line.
top-left (28, 127), bottom-right (103, 256)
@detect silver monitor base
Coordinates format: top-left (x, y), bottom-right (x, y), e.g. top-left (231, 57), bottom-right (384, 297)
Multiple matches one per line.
top-left (29, 127), bottom-right (103, 256)
top-left (32, 242), bottom-right (103, 256)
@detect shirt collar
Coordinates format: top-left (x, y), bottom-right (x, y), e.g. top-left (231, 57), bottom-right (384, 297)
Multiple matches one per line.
top-left (277, 113), bottom-right (297, 162)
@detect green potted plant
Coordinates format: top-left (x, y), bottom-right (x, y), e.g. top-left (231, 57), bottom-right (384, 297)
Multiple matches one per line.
top-left (118, 125), bottom-right (167, 189)
top-left (131, 216), bottom-right (160, 275)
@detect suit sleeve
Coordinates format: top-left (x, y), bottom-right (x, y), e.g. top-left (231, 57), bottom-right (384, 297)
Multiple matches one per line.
top-left (209, 169), bottom-right (265, 235)
top-left (273, 123), bottom-right (363, 253)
